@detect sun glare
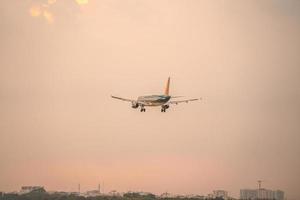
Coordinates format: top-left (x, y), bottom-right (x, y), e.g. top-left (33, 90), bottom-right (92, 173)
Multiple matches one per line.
top-left (75, 0), bottom-right (89, 5)
top-left (29, 6), bottom-right (41, 17)
top-left (29, 0), bottom-right (88, 24)
top-left (47, 0), bottom-right (57, 5)
top-left (43, 10), bottom-right (54, 24)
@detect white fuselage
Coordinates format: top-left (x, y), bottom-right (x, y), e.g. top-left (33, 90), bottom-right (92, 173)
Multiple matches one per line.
top-left (137, 95), bottom-right (171, 106)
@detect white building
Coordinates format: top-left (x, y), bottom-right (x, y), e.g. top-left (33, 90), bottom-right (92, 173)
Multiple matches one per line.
top-left (240, 189), bottom-right (257, 200)
top-left (257, 189), bottom-right (274, 199)
top-left (240, 188), bottom-right (284, 200)
top-left (273, 190), bottom-right (284, 200)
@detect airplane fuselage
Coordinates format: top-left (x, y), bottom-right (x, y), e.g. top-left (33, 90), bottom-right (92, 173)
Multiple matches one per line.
top-left (137, 95), bottom-right (171, 106)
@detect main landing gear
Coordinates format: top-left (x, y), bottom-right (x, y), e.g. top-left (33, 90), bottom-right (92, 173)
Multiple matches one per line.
top-left (140, 107), bottom-right (146, 112)
top-left (161, 105), bottom-right (169, 112)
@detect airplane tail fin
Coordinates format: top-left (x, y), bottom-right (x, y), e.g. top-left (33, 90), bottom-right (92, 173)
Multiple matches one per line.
top-left (164, 77), bottom-right (170, 96)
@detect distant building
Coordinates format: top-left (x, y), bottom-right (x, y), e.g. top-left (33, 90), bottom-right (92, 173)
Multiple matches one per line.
top-left (240, 188), bottom-right (284, 200)
top-left (240, 189), bottom-right (257, 199)
top-left (20, 186), bottom-right (45, 194)
top-left (160, 192), bottom-right (171, 198)
top-left (213, 190), bottom-right (229, 199)
top-left (69, 192), bottom-right (80, 196)
top-left (193, 195), bottom-right (206, 199)
top-left (258, 189), bottom-right (274, 199)
top-left (108, 190), bottom-right (121, 196)
top-left (48, 191), bottom-right (69, 195)
top-left (273, 190), bottom-right (284, 200)
top-left (85, 190), bottom-right (101, 197)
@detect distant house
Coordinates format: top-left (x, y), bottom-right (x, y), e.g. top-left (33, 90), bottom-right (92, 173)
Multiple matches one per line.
top-left (213, 190), bottom-right (229, 199)
top-left (20, 186), bottom-right (45, 194)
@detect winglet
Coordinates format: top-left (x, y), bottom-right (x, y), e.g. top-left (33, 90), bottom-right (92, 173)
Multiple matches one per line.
top-left (164, 77), bottom-right (170, 96)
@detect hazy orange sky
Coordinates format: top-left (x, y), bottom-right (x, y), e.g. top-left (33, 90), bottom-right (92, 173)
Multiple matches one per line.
top-left (0, 0), bottom-right (300, 199)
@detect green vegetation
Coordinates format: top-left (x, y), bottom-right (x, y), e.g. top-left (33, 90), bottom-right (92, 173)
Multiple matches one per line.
top-left (0, 191), bottom-right (225, 200)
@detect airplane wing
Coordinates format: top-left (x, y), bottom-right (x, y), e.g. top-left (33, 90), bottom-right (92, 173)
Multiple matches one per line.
top-left (111, 95), bottom-right (135, 102)
top-left (168, 98), bottom-right (200, 105)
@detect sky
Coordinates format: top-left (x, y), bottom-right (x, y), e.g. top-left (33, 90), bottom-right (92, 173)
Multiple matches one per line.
top-left (0, 0), bottom-right (300, 199)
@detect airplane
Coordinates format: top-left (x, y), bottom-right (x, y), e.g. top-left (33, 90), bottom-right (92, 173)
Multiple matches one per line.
top-left (111, 77), bottom-right (199, 112)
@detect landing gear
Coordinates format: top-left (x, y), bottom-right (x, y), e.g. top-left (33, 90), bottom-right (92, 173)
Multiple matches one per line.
top-left (161, 105), bottom-right (169, 112)
top-left (140, 107), bottom-right (146, 112)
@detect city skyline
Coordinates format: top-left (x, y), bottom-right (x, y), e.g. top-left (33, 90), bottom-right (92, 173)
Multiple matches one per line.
top-left (1, 184), bottom-right (286, 200)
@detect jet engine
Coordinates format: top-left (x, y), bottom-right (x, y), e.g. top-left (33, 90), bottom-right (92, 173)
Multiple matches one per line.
top-left (131, 101), bottom-right (139, 108)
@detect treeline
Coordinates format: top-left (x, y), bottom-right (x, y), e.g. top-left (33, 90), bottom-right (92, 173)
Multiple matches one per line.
top-left (0, 191), bottom-right (225, 200)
